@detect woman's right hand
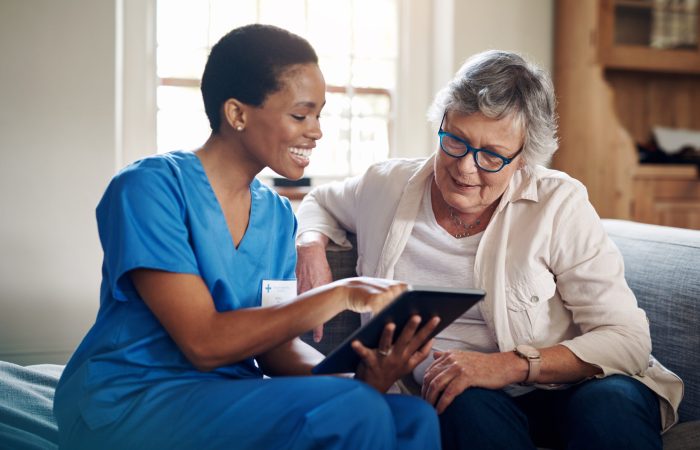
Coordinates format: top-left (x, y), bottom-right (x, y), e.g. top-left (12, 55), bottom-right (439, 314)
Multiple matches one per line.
top-left (352, 314), bottom-right (440, 392)
top-left (339, 277), bottom-right (408, 315)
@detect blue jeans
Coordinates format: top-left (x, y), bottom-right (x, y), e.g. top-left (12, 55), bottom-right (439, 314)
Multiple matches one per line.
top-left (439, 375), bottom-right (662, 450)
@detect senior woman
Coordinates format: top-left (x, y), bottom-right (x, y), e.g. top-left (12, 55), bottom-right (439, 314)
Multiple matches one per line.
top-left (295, 50), bottom-right (682, 450)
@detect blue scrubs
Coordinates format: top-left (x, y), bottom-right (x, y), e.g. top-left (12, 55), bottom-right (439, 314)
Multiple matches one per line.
top-left (54, 151), bottom-right (439, 449)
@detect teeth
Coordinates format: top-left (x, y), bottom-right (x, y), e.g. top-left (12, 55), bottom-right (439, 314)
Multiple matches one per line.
top-left (289, 147), bottom-right (312, 158)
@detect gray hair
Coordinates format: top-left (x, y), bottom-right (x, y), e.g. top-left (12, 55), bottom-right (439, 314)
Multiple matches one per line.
top-left (428, 50), bottom-right (558, 168)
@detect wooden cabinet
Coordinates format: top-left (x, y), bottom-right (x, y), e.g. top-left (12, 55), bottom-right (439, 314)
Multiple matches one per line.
top-left (553, 0), bottom-right (700, 229)
top-left (599, 0), bottom-right (700, 74)
top-left (633, 164), bottom-right (700, 228)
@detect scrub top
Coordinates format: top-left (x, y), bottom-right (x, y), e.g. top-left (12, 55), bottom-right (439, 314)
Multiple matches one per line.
top-left (54, 151), bottom-right (298, 430)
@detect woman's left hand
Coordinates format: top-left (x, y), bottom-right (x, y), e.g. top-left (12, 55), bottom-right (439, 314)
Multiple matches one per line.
top-left (422, 350), bottom-right (516, 413)
top-left (352, 314), bottom-right (440, 393)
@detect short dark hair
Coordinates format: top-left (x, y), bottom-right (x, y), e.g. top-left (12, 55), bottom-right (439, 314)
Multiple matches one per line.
top-left (201, 24), bottom-right (318, 132)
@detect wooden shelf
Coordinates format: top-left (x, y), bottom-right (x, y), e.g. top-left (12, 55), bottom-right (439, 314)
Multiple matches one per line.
top-left (635, 164), bottom-right (699, 178)
top-left (599, 0), bottom-right (700, 73)
top-left (553, 1), bottom-right (700, 229)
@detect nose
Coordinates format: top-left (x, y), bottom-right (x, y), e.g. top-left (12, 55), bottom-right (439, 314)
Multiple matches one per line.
top-left (456, 151), bottom-right (479, 174)
top-left (306, 117), bottom-right (322, 141)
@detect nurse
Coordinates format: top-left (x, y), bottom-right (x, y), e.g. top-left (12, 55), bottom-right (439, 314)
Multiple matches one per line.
top-left (54, 24), bottom-right (441, 449)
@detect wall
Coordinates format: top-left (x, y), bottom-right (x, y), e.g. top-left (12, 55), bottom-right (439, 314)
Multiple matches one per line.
top-left (399, 0), bottom-right (554, 159)
top-left (0, 0), bottom-right (553, 366)
top-left (452, 0), bottom-right (554, 76)
top-left (0, 0), bottom-right (117, 364)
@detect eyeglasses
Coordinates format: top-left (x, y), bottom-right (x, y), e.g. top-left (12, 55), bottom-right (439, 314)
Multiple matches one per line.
top-left (438, 112), bottom-right (522, 173)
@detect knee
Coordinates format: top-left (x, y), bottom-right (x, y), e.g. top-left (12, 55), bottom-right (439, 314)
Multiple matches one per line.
top-left (565, 376), bottom-right (662, 448)
top-left (441, 388), bottom-right (519, 429)
top-left (388, 394), bottom-right (439, 427)
top-left (568, 375), bottom-right (657, 418)
top-left (341, 380), bottom-right (394, 423)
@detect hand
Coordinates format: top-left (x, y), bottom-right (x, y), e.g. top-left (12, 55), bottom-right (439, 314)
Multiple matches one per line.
top-left (296, 232), bottom-right (333, 342)
top-left (422, 350), bottom-right (515, 414)
top-left (352, 315), bottom-right (440, 392)
top-left (340, 277), bottom-right (408, 315)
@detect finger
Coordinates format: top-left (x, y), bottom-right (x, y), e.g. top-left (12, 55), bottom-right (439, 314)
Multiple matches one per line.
top-left (422, 351), bottom-right (449, 384)
top-left (377, 322), bottom-right (396, 353)
top-left (421, 356), bottom-right (452, 398)
top-left (392, 314), bottom-right (422, 349)
top-left (423, 368), bottom-right (454, 406)
top-left (404, 316), bottom-right (440, 354)
top-left (313, 324), bottom-right (324, 343)
top-left (408, 338), bottom-right (435, 367)
top-left (436, 378), bottom-right (468, 414)
top-left (352, 340), bottom-right (378, 368)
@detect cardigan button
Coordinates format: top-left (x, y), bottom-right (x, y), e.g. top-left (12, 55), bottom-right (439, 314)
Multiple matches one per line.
top-left (531, 295), bottom-right (539, 303)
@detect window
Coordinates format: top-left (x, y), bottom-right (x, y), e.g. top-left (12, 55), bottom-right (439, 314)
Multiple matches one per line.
top-left (156, 0), bottom-right (398, 180)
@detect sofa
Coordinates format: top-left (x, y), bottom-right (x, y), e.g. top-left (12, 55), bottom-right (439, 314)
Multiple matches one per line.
top-left (301, 219), bottom-right (700, 449)
top-left (0, 219), bottom-right (698, 449)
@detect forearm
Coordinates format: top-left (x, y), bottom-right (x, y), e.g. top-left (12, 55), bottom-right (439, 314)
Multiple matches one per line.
top-left (256, 338), bottom-right (324, 376)
top-left (200, 282), bottom-right (348, 369)
top-left (503, 344), bottom-right (602, 385)
top-left (296, 230), bottom-right (329, 249)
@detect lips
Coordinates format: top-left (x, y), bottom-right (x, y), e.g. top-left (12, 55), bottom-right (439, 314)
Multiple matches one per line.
top-left (289, 147), bottom-right (312, 167)
top-left (452, 176), bottom-right (479, 188)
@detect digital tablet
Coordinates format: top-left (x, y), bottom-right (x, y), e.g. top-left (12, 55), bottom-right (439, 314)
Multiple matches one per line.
top-left (311, 286), bottom-right (485, 375)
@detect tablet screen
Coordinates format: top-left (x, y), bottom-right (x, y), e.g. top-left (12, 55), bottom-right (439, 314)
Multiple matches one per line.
top-left (311, 286), bottom-right (485, 375)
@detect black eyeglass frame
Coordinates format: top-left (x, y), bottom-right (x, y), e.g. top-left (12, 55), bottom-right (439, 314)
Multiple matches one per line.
top-left (437, 111), bottom-right (522, 173)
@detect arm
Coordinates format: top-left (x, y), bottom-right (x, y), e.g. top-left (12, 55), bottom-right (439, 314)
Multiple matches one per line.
top-left (295, 231), bottom-right (333, 342)
top-left (256, 338), bottom-right (325, 376)
top-left (131, 270), bottom-right (404, 372)
top-left (422, 345), bottom-right (601, 413)
top-left (296, 176), bottom-right (362, 249)
top-left (550, 188), bottom-right (651, 374)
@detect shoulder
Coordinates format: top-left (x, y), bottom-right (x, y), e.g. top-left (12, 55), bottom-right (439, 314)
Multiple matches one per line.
top-left (365, 157), bottom-right (427, 179)
top-left (98, 151), bottom-right (197, 214)
top-left (528, 166), bottom-right (589, 206)
top-left (110, 151), bottom-right (193, 191)
top-left (358, 157), bottom-right (429, 192)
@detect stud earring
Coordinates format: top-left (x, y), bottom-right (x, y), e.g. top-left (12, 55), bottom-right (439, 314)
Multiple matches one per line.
top-left (236, 125), bottom-right (244, 131)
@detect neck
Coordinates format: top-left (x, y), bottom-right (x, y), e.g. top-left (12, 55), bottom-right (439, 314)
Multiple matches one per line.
top-left (196, 133), bottom-right (261, 196)
top-left (430, 178), bottom-right (498, 238)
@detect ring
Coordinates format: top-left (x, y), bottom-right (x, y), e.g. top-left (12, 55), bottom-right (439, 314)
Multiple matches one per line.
top-left (378, 348), bottom-right (392, 357)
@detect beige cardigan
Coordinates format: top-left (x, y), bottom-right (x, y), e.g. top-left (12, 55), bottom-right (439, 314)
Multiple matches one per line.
top-left (297, 155), bottom-right (683, 431)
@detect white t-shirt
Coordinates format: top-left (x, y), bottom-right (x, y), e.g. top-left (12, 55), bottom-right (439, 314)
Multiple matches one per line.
top-left (393, 180), bottom-right (499, 384)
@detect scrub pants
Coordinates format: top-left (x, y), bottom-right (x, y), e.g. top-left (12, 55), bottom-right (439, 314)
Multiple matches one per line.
top-left (439, 375), bottom-right (662, 450)
top-left (59, 376), bottom-right (440, 450)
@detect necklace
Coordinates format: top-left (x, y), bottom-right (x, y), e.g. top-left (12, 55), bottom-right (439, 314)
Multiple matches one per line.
top-left (448, 206), bottom-right (489, 238)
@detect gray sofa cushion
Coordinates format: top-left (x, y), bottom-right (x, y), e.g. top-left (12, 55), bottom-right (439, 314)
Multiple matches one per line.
top-left (603, 219), bottom-right (700, 423)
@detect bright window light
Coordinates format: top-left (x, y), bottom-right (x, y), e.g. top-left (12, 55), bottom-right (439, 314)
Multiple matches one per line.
top-left (156, 0), bottom-right (398, 180)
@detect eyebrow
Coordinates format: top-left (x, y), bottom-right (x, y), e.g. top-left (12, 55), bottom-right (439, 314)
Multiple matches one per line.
top-left (446, 125), bottom-right (512, 153)
top-left (293, 100), bottom-right (327, 109)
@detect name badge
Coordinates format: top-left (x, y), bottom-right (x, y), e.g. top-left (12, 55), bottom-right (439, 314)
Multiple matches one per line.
top-left (261, 279), bottom-right (298, 307)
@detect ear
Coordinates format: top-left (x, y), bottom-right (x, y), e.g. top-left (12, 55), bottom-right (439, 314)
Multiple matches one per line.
top-left (222, 98), bottom-right (247, 131)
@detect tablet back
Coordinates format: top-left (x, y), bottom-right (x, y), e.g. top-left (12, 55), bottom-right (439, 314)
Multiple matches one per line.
top-left (312, 287), bottom-right (485, 375)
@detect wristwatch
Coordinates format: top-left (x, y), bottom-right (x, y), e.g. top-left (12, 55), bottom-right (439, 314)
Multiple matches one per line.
top-left (514, 344), bottom-right (541, 385)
